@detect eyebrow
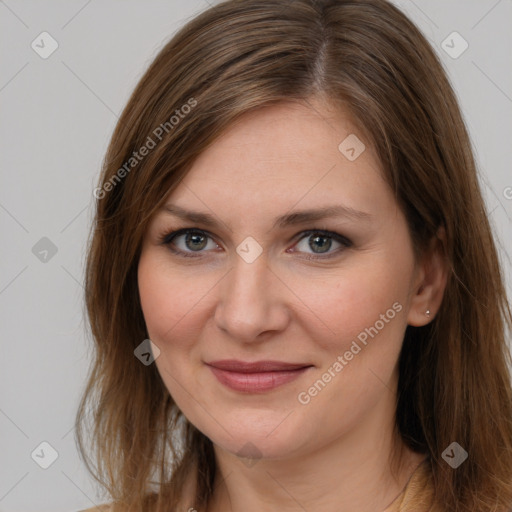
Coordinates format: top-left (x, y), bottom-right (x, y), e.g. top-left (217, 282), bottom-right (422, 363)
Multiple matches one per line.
top-left (160, 203), bottom-right (372, 230)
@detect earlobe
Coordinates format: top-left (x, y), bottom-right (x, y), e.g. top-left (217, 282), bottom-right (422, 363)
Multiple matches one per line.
top-left (407, 303), bottom-right (435, 327)
top-left (407, 227), bottom-right (449, 327)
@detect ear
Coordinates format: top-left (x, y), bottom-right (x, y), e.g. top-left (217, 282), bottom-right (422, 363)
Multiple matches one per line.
top-left (407, 227), bottom-right (449, 327)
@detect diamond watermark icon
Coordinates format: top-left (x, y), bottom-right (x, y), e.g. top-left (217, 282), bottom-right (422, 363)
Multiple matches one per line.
top-left (134, 339), bottom-right (161, 365)
top-left (442, 441), bottom-right (468, 468)
top-left (31, 441), bottom-right (59, 469)
top-left (236, 441), bottom-right (263, 468)
top-left (31, 32), bottom-right (59, 59)
top-left (236, 236), bottom-right (263, 264)
top-left (32, 237), bottom-right (58, 263)
top-left (338, 134), bottom-right (366, 161)
top-left (441, 31), bottom-right (468, 59)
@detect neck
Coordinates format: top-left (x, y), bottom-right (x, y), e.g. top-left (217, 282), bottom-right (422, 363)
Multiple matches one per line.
top-left (206, 390), bottom-right (425, 512)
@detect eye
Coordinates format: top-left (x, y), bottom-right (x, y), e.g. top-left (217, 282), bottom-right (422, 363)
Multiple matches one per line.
top-left (290, 230), bottom-right (352, 259)
top-left (159, 228), bottom-right (352, 260)
top-left (160, 228), bottom-right (220, 258)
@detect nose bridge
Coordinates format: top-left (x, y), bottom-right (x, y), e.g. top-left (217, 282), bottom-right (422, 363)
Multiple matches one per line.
top-left (214, 249), bottom-right (288, 341)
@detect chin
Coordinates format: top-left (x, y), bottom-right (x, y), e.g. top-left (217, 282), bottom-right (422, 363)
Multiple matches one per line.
top-left (195, 408), bottom-right (312, 461)
top-left (215, 432), bottom-right (303, 462)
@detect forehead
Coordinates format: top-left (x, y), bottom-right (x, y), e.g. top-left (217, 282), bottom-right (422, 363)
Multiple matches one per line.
top-left (162, 100), bottom-right (392, 226)
top-left (188, 100), bottom-right (370, 177)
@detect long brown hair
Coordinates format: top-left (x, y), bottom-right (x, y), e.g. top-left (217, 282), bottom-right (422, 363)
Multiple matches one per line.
top-left (75, 1), bottom-right (512, 510)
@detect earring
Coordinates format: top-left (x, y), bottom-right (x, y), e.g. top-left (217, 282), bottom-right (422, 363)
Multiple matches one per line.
top-left (425, 310), bottom-right (431, 317)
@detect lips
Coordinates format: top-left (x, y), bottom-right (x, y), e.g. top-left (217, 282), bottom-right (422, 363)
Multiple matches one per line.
top-left (206, 359), bottom-right (313, 392)
top-left (207, 360), bottom-right (310, 372)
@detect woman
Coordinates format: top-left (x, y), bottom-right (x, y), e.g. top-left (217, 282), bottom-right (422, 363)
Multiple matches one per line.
top-left (76, 0), bottom-right (512, 511)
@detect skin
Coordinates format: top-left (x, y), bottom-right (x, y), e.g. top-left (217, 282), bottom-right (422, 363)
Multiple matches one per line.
top-left (137, 98), bottom-right (448, 512)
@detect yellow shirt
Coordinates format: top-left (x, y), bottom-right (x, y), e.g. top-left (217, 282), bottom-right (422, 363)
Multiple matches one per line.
top-left (383, 457), bottom-right (436, 512)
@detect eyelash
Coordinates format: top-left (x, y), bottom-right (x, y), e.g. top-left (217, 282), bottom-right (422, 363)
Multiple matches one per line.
top-left (158, 227), bottom-right (353, 260)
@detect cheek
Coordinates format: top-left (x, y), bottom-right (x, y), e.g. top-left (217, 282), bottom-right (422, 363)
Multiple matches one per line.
top-left (290, 262), bottom-right (411, 435)
top-left (289, 249), bottom-right (414, 359)
top-left (137, 250), bottom-right (211, 346)
top-left (137, 252), bottom-right (206, 404)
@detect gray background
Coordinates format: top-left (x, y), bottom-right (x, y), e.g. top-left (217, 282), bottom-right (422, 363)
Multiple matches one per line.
top-left (1, 1), bottom-right (511, 510)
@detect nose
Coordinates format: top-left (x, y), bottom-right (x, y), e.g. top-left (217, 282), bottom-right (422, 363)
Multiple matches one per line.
top-left (213, 250), bottom-right (290, 343)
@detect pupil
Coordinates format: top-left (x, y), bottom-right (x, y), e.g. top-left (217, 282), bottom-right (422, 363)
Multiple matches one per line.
top-left (186, 232), bottom-right (207, 251)
top-left (310, 234), bottom-right (331, 253)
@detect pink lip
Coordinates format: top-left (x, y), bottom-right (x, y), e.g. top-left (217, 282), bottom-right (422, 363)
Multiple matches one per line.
top-left (206, 360), bottom-right (313, 393)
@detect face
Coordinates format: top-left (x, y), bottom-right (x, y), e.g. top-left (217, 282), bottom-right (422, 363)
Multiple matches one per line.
top-left (137, 99), bottom-right (421, 461)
